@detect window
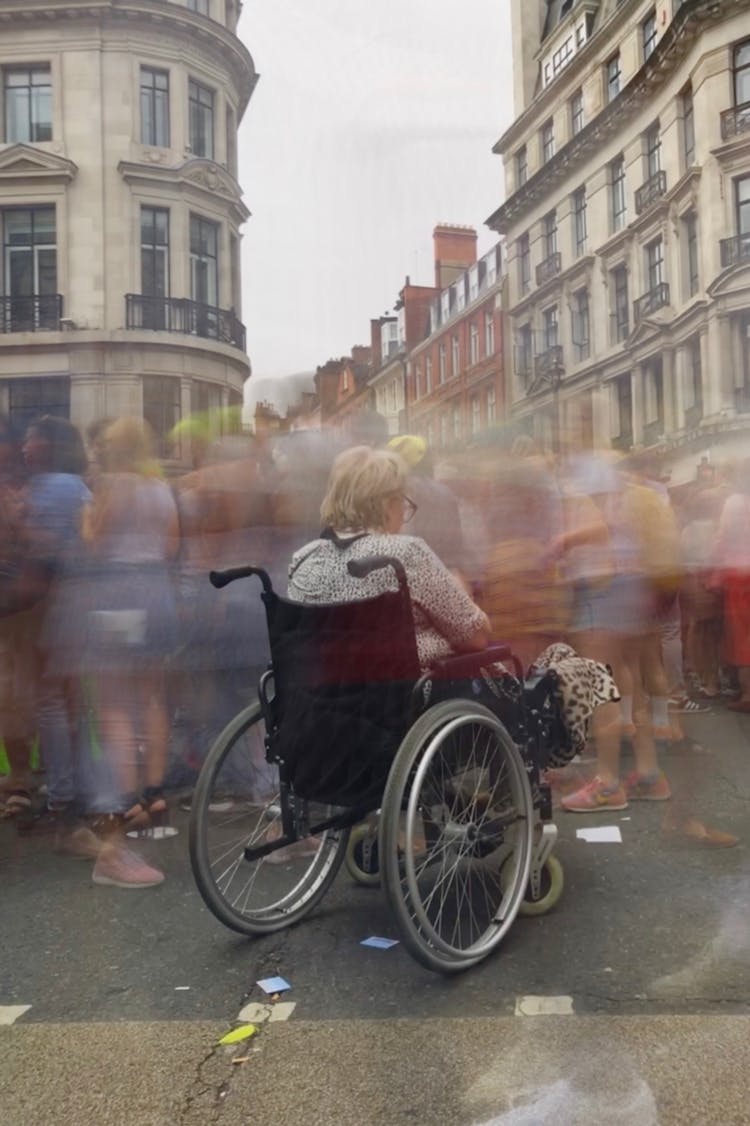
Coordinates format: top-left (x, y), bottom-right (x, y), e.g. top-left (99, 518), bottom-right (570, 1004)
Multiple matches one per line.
top-left (471, 395), bottom-right (481, 435)
top-left (517, 324), bottom-right (533, 378)
top-left (646, 237), bottom-right (664, 290)
top-left (612, 264), bottom-right (629, 342)
top-left (438, 343), bottom-right (446, 384)
top-left (644, 358), bottom-right (664, 427)
top-left (470, 322), bottom-right (479, 365)
top-left (516, 145), bottom-right (528, 188)
top-left (572, 289), bottom-right (590, 361)
top-left (8, 377), bottom-right (69, 433)
top-left (191, 378), bottom-right (222, 421)
top-left (551, 36), bottom-right (574, 78)
top-left (455, 278), bottom-right (466, 313)
top-left (736, 174), bottom-right (750, 234)
top-left (452, 404), bottom-right (461, 441)
top-left (469, 264), bottom-right (479, 301)
top-left (425, 355), bottom-right (433, 394)
top-left (188, 79), bottom-right (214, 159)
top-left (190, 214), bottom-right (219, 307)
top-left (486, 247), bottom-right (499, 286)
top-left (1, 206), bottom-right (57, 330)
top-left (684, 211), bottom-right (699, 296)
top-left (451, 334), bottom-right (460, 374)
top-left (484, 311), bottom-right (495, 356)
top-left (440, 290), bottom-right (450, 323)
top-left (606, 53), bottom-right (621, 102)
top-left (642, 10), bottom-right (657, 61)
top-left (440, 412), bottom-right (449, 448)
top-left (187, 0), bottom-right (210, 12)
top-left (682, 87), bottom-right (695, 167)
top-left (684, 336), bottom-right (703, 416)
top-left (542, 210), bottom-right (557, 258)
top-left (733, 39), bottom-right (750, 106)
top-left (486, 385), bottom-right (496, 424)
top-left (572, 187), bottom-right (587, 256)
top-left (3, 66), bottom-right (51, 143)
top-left (645, 121), bottom-right (661, 178)
top-left (140, 206), bottom-right (169, 298)
top-left (543, 305), bottom-right (558, 351)
top-left (570, 89), bottom-right (584, 137)
top-left (143, 375), bottom-right (181, 458)
top-left (541, 119), bottom-right (555, 163)
top-left (611, 373), bottom-right (632, 444)
top-left (518, 232), bottom-right (531, 294)
top-left (140, 67), bottom-right (170, 147)
top-left (610, 155), bottom-right (626, 231)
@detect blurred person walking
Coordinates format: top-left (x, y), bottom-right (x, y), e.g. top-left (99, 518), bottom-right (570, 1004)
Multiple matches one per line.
top-left (83, 417), bottom-right (179, 886)
top-left (713, 457), bottom-right (750, 712)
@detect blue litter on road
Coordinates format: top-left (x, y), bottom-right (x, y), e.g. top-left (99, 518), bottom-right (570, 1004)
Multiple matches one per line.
top-left (361, 936), bottom-right (399, 949)
top-left (257, 976), bottom-right (291, 994)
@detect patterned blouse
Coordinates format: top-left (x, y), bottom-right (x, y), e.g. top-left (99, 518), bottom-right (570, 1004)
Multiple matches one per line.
top-left (288, 531), bottom-right (488, 670)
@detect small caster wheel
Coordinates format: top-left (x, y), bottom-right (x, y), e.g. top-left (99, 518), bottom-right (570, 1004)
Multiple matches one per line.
top-left (345, 823), bottom-right (380, 887)
top-left (518, 855), bottom-right (564, 916)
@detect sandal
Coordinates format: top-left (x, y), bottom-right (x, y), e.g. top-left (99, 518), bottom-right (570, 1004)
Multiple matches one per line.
top-left (0, 789), bottom-right (32, 819)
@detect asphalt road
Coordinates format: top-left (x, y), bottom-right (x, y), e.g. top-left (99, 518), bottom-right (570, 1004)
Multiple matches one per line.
top-left (2, 705), bottom-right (749, 1124)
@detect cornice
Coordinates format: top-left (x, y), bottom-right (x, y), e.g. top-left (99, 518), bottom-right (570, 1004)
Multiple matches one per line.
top-left (118, 156), bottom-right (250, 223)
top-left (487, 0), bottom-right (749, 235)
top-left (0, 0), bottom-right (258, 115)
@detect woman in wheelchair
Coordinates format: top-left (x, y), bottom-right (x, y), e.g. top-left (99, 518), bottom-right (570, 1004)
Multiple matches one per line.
top-left (288, 445), bottom-right (491, 669)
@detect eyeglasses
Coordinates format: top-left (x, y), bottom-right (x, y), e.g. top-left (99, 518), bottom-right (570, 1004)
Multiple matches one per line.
top-left (402, 495), bottom-right (418, 523)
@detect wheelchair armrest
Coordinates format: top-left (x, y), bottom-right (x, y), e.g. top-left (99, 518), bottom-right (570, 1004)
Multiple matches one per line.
top-left (428, 644), bottom-right (521, 682)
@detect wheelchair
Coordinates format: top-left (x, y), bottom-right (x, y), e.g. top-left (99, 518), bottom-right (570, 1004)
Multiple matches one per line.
top-left (188, 555), bottom-right (568, 974)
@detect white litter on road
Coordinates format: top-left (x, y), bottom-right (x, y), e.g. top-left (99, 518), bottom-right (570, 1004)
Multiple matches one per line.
top-left (0, 1005), bottom-right (31, 1025)
top-left (577, 826), bottom-right (622, 843)
top-left (514, 995), bottom-right (573, 1016)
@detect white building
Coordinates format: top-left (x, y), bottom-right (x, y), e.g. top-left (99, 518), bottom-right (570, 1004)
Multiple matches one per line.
top-left (0, 0), bottom-right (256, 459)
top-left (489, 0), bottom-right (750, 483)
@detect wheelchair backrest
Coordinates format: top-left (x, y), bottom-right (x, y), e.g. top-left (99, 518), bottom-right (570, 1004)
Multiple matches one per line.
top-left (260, 587), bottom-right (421, 806)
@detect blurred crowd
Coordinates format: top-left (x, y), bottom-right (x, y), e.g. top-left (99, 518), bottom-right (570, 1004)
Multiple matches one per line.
top-left (0, 405), bottom-right (745, 886)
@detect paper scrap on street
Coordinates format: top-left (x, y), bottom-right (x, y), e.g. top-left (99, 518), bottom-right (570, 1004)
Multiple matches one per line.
top-left (257, 976), bottom-right (291, 994)
top-left (218, 1023), bottom-right (257, 1046)
top-left (360, 936), bottom-right (399, 949)
top-left (576, 826), bottom-right (622, 843)
top-left (174, 986), bottom-right (191, 991)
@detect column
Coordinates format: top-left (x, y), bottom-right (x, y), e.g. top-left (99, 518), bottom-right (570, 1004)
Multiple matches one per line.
top-left (661, 346), bottom-right (677, 436)
top-left (703, 313), bottom-right (728, 417)
top-left (673, 344), bottom-right (687, 427)
top-left (631, 364), bottom-right (644, 447)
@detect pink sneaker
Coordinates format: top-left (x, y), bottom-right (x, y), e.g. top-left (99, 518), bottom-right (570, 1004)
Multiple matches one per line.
top-left (561, 776), bottom-right (629, 813)
top-left (623, 770), bottom-right (671, 802)
top-left (92, 845), bottom-right (165, 887)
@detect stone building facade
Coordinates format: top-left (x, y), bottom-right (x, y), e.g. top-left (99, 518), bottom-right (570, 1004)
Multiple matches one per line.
top-left (488, 0), bottom-right (750, 483)
top-left (0, 0), bottom-right (255, 459)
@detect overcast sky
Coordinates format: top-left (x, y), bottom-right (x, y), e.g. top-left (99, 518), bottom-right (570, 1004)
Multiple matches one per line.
top-left (236, 0), bottom-right (514, 397)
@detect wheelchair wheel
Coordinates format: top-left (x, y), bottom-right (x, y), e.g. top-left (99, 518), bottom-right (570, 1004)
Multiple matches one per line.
top-left (189, 701), bottom-right (349, 935)
top-left (380, 700), bottom-right (533, 974)
top-left (503, 854), bottom-right (564, 917)
top-left (345, 823), bottom-right (381, 887)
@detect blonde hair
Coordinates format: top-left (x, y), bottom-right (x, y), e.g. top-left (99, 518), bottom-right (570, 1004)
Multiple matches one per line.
top-left (320, 445), bottom-right (406, 531)
top-left (101, 417), bottom-right (160, 476)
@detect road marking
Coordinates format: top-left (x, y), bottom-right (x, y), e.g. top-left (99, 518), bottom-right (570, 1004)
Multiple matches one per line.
top-left (514, 995), bottom-right (573, 1017)
top-left (0, 1005), bottom-right (31, 1025)
top-left (237, 1001), bottom-right (296, 1025)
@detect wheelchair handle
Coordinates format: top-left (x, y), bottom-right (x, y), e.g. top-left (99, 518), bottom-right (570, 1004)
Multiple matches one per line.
top-left (347, 555), bottom-right (409, 593)
top-left (209, 565), bottom-right (273, 594)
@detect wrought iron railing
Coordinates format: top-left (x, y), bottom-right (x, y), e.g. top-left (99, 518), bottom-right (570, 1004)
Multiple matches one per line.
top-left (0, 294), bottom-right (63, 333)
top-left (720, 234), bottom-right (750, 269)
top-left (635, 169), bottom-right (667, 215)
top-left (633, 281), bottom-right (669, 322)
top-left (535, 251), bottom-right (561, 286)
top-left (125, 294), bottom-right (246, 350)
top-left (720, 104), bottom-right (750, 141)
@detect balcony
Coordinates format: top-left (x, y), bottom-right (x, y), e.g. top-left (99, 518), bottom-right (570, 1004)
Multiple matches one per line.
top-left (125, 295), bottom-right (246, 350)
top-left (633, 281), bottom-right (669, 322)
top-left (0, 294), bottom-right (63, 333)
top-left (720, 104), bottom-right (750, 142)
top-left (720, 234), bottom-right (750, 269)
top-left (531, 345), bottom-right (564, 389)
top-left (635, 170), bottom-right (667, 216)
top-left (535, 251), bottom-right (561, 287)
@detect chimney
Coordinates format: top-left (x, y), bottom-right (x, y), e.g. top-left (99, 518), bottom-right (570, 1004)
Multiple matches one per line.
top-left (351, 345), bottom-right (372, 367)
top-left (433, 225), bottom-right (477, 291)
